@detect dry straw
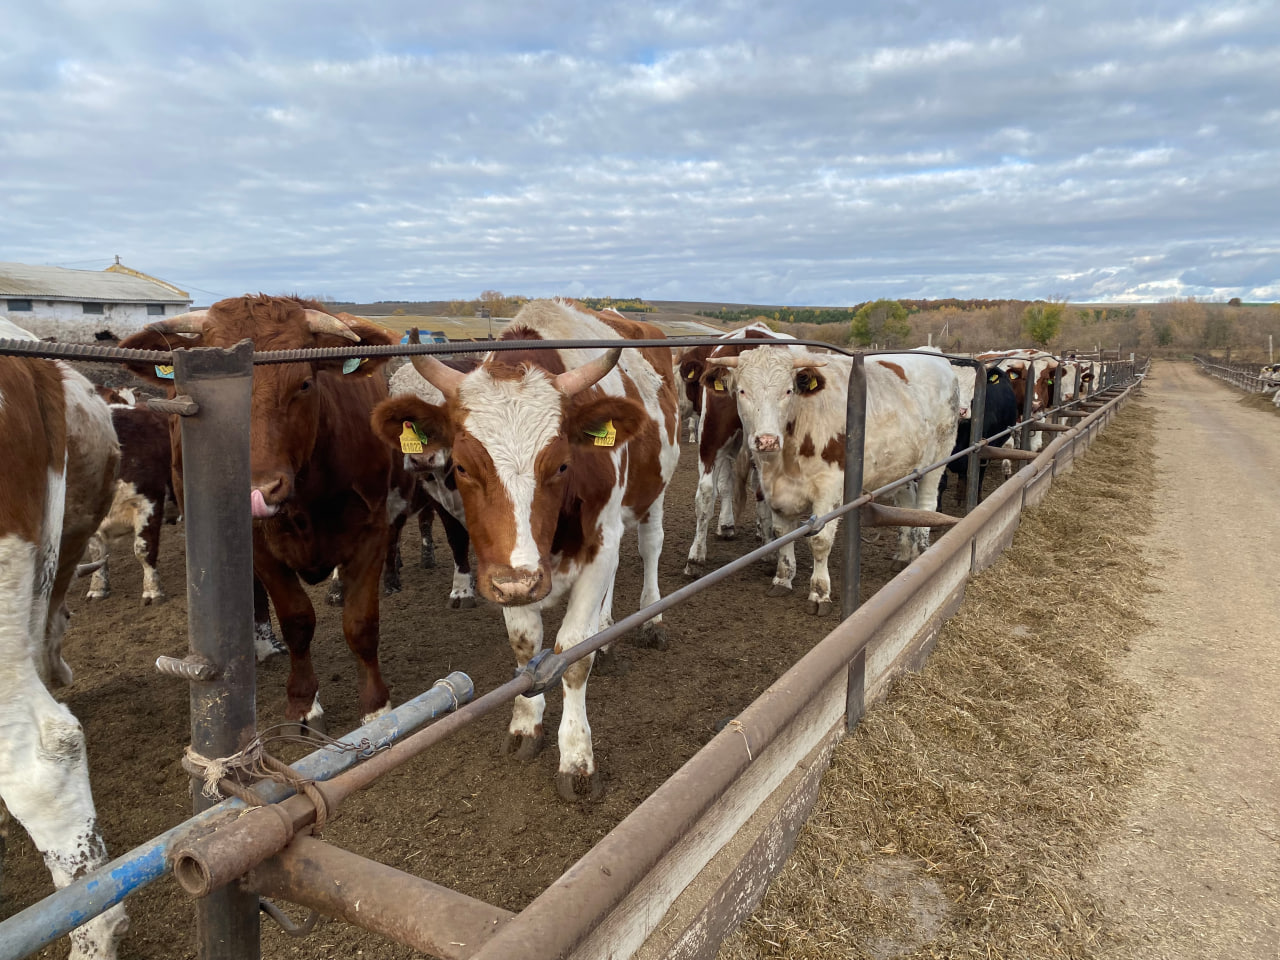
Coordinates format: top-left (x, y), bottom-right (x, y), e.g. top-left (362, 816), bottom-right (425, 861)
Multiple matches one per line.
top-left (720, 402), bottom-right (1158, 960)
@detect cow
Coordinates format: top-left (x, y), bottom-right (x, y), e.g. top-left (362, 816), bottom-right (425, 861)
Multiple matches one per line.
top-left (119, 296), bottom-right (397, 730)
top-left (677, 323), bottom-right (789, 575)
top-left (370, 299), bottom-right (680, 800)
top-left (701, 347), bottom-right (960, 613)
top-left (0, 317), bottom-right (130, 959)
top-left (84, 402), bottom-right (173, 605)
top-left (370, 352), bottom-right (484, 609)
top-left (977, 349), bottom-right (1061, 474)
top-left (940, 363), bottom-right (1019, 504)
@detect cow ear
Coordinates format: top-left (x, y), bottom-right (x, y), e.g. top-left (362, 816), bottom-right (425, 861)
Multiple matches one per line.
top-left (698, 364), bottom-right (733, 394)
top-left (322, 315), bottom-right (397, 376)
top-left (679, 357), bottom-right (705, 384)
top-left (795, 367), bottom-right (826, 395)
top-left (117, 327), bottom-right (205, 387)
top-left (371, 395), bottom-right (453, 453)
top-left (565, 395), bottom-right (647, 449)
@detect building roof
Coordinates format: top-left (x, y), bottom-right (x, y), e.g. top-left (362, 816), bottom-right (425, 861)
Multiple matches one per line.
top-left (0, 261), bottom-right (191, 304)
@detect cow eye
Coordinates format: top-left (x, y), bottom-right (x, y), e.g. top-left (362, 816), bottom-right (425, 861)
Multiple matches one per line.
top-left (558, 462), bottom-right (569, 474)
top-left (454, 463), bottom-right (467, 477)
top-left (299, 379), bottom-right (313, 393)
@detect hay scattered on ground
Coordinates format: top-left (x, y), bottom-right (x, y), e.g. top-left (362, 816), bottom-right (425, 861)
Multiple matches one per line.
top-left (720, 402), bottom-right (1158, 960)
top-left (1236, 392), bottom-right (1280, 416)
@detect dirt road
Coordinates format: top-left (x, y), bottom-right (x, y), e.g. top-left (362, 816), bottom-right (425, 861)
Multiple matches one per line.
top-left (1092, 360), bottom-right (1280, 957)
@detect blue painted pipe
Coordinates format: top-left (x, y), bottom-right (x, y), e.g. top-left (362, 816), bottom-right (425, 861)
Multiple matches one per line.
top-left (0, 671), bottom-right (474, 960)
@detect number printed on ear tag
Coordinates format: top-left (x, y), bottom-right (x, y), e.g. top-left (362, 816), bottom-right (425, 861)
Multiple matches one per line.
top-left (399, 421), bottom-right (425, 454)
top-left (155, 365), bottom-right (174, 380)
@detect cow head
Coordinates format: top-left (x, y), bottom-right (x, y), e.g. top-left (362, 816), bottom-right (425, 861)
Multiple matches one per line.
top-left (387, 344), bottom-right (647, 605)
top-left (703, 347), bottom-right (827, 455)
top-left (119, 295), bottom-right (394, 518)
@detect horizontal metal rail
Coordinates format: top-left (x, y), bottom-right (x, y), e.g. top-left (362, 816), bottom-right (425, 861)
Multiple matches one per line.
top-left (0, 673), bottom-right (474, 960)
top-left (1194, 355), bottom-right (1278, 393)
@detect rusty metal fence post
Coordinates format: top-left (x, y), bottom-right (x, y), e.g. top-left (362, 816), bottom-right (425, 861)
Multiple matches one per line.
top-left (842, 354), bottom-right (867, 729)
top-left (965, 365), bottom-right (986, 515)
top-left (172, 340), bottom-right (261, 960)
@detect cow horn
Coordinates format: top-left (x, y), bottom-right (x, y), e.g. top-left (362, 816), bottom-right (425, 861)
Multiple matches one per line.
top-left (714, 356), bottom-right (740, 367)
top-left (149, 310), bottom-right (208, 334)
top-left (305, 310), bottom-right (360, 342)
top-left (75, 558), bottom-right (107, 578)
top-left (410, 352), bottom-right (465, 400)
top-left (553, 347), bottom-right (623, 397)
top-left (792, 358), bottom-right (828, 368)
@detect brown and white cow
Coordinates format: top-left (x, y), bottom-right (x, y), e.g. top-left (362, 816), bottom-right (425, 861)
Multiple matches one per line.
top-left (84, 402), bottom-right (173, 605)
top-left (371, 299), bottom-right (680, 800)
top-left (119, 296), bottom-right (397, 729)
top-left (702, 346), bottom-right (960, 613)
top-left (0, 317), bottom-right (130, 958)
top-left (676, 323), bottom-right (789, 574)
top-left (976, 348), bottom-right (1060, 475)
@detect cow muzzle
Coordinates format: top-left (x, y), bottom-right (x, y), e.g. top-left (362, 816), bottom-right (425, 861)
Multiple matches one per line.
top-left (251, 473), bottom-right (292, 518)
top-left (487, 567), bottom-right (548, 605)
top-left (753, 433), bottom-right (781, 453)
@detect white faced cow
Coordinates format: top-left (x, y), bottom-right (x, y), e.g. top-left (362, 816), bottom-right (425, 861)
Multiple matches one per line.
top-left (0, 317), bottom-right (130, 958)
top-left (371, 299), bottom-right (680, 800)
top-left (703, 347), bottom-right (959, 614)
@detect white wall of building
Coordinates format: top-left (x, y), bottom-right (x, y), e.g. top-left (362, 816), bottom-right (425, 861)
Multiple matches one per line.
top-left (0, 299), bottom-right (186, 342)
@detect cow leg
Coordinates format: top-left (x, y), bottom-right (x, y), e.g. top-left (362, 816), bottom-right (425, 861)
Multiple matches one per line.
top-left (684, 463), bottom-right (717, 575)
top-left (0, 543), bottom-right (129, 959)
top-left (553, 558), bottom-right (617, 801)
top-left (418, 498), bottom-right (437, 569)
top-left (502, 606), bottom-right (546, 759)
top-left (325, 568), bottom-right (344, 606)
top-left (770, 516), bottom-right (798, 596)
top-left (252, 575), bottom-right (285, 662)
top-left (339, 527), bottom-right (391, 723)
top-left (256, 555), bottom-right (324, 732)
top-left (84, 534), bottom-right (110, 601)
top-left (134, 498), bottom-right (164, 605)
top-left (805, 518), bottom-right (839, 616)
top-left (714, 451), bottom-right (737, 540)
top-left (593, 579), bottom-right (628, 677)
top-left (439, 508), bottom-right (475, 609)
top-left (632, 496), bottom-right (668, 650)
top-left (382, 509), bottom-right (406, 597)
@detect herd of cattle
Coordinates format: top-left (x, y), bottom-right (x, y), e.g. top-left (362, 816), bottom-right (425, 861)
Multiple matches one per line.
top-left (0, 298), bottom-right (1103, 958)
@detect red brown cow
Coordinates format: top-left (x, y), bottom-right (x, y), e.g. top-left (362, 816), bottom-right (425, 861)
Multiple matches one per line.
top-left (370, 299), bottom-right (680, 800)
top-left (0, 317), bottom-right (130, 958)
top-left (119, 296), bottom-right (396, 729)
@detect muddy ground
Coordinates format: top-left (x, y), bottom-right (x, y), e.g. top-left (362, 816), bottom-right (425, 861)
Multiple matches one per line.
top-left (2, 424), bottom-right (993, 959)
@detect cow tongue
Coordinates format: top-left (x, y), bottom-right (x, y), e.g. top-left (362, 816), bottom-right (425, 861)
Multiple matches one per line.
top-left (250, 488), bottom-right (278, 518)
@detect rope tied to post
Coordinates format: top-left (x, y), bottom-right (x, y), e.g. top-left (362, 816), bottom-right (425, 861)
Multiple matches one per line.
top-left (728, 718), bottom-right (753, 762)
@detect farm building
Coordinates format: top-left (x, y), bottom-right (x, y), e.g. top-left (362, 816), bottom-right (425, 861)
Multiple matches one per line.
top-left (0, 259), bottom-right (192, 341)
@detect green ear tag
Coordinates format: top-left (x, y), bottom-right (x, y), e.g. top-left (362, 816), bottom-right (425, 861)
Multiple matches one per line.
top-left (342, 358), bottom-right (362, 375)
top-left (988, 373), bottom-right (1000, 383)
top-left (584, 420), bottom-right (617, 447)
top-left (155, 364), bottom-right (174, 380)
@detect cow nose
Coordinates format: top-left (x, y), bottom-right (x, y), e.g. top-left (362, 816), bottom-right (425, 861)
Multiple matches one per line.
top-left (754, 434), bottom-right (781, 453)
top-left (490, 569), bottom-right (545, 604)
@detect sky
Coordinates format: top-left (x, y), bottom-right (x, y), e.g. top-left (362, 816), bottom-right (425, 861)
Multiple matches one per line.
top-left (2, 1), bottom-right (1278, 306)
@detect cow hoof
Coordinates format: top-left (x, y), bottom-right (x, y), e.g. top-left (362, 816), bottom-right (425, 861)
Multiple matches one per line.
top-left (556, 769), bottom-right (604, 802)
top-left (420, 549), bottom-right (436, 570)
top-left (632, 623), bottom-right (669, 651)
top-left (593, 646), bottom-right (630, 677)
top-left (282, 716), bottom-right (328, 741)
top-left (382, 584), bottom-right (401, 597)
top-left (142, 594), bottom-right (165, 606)
top-left (682, 560), bottom-right (702, 578)
top-left (716, 525), bottom-right (736, 541)
top-left (768, 584), bottom-right (792, 597)
top-left (325, 584), bottom-right (344, 607)
top-left (502, 731), bottom-right (544, 761)
top-left (459, 596), bottom-right (476, 609)
top-left (806, 599), bottom-right (834, 616)
top-left (85, 590), bottom-right (108, 601)
top-left (889, 559), bottom-right (911, 573)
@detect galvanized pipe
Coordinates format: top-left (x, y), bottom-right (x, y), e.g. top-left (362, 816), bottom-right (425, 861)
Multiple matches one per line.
top-left (173, 340), bottom-right (261, 960)
top-left (246, 836), bottom-right (513, 959)
top-left (0, 674), bottom-right (473, 960)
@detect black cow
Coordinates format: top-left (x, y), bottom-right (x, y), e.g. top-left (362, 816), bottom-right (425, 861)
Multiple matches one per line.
top-left (941, 365), bottom-right (1018, 504)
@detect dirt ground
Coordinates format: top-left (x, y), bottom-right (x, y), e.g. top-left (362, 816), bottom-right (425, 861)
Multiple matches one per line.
top-left (1, 399), bottom-right (970, 960)
top-left (1087, 361), bottom-right (1280, 958)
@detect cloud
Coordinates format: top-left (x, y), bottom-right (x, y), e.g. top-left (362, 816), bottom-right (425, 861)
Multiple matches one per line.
top-left (0, 1), bottom-right (1277, 305)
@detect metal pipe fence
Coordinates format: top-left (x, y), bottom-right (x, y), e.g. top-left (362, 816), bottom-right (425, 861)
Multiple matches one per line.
top-left (1194, 355), bottom-right (1279, 393)
top-left (0, 329), bottom-right (1144, 959)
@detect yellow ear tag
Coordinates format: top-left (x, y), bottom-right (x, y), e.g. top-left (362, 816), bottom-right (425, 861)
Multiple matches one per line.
top-left (399, 421), bottom-right (425, 454)
top-left (685, 368), bottom-right (698, 380)
top-left (1008, 371), bottom-right (1020, 380)
top-left (989, 373), bottom-right (1000, 383)
top-left (155, 364), bottom-right (175, 380)
top-left (584, 420), bottom-right (617, 447)
top-left (713, 379), bottom-right (725, 391)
